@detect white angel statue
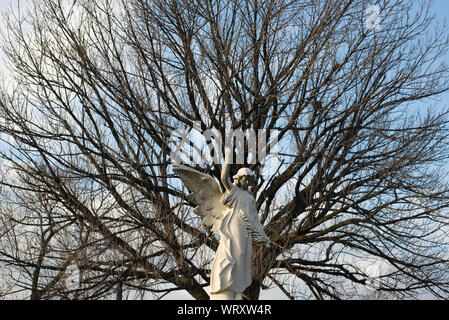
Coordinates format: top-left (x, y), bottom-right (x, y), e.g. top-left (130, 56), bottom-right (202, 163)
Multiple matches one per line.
top-left (173, 147), bottom-right (270, 300)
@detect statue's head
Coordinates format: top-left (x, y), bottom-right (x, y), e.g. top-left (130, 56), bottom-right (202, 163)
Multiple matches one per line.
top-left (232, 167), bottom-right (256, 190)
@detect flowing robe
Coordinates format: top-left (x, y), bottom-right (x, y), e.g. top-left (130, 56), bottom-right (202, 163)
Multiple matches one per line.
top-left (210, 185), bottom-right (269, 294)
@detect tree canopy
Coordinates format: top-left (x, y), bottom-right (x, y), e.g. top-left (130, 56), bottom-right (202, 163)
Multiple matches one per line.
top-left (1, 0), bottom-right (449, 300)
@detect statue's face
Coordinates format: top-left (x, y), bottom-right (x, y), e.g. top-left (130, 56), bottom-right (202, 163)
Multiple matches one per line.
top-left (238, 175), bottom-right (254, 190)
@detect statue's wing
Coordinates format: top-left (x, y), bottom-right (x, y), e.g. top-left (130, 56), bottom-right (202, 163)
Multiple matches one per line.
top-left (173, 164), bottom-right (228, 232)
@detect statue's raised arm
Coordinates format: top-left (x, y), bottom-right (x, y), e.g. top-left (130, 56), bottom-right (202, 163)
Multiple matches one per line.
top-left (221, 146), bottom-right (233, 192)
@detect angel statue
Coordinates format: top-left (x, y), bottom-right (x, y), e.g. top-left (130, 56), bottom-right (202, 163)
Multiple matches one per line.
top-left (173, 147), bottom-right (270, 300)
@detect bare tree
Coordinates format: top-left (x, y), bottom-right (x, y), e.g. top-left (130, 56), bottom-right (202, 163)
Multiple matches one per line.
top-left (1, 0), bottom-right (449, 300)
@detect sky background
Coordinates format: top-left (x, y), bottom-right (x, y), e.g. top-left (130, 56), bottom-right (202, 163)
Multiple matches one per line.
top-left (0, 0), bottom-right (448, 300)
top-left (427, 0), bottom-right (449, 115)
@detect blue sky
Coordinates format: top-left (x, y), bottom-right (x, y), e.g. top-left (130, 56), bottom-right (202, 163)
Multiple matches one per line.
top-left (430, 1), bottom-right (449, 109)
top-left (0, 0), bottom-right (448, 300)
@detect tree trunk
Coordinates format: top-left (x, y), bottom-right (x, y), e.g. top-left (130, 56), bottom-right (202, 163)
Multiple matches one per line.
top-left (244, 279), bottom-right (261, 300)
